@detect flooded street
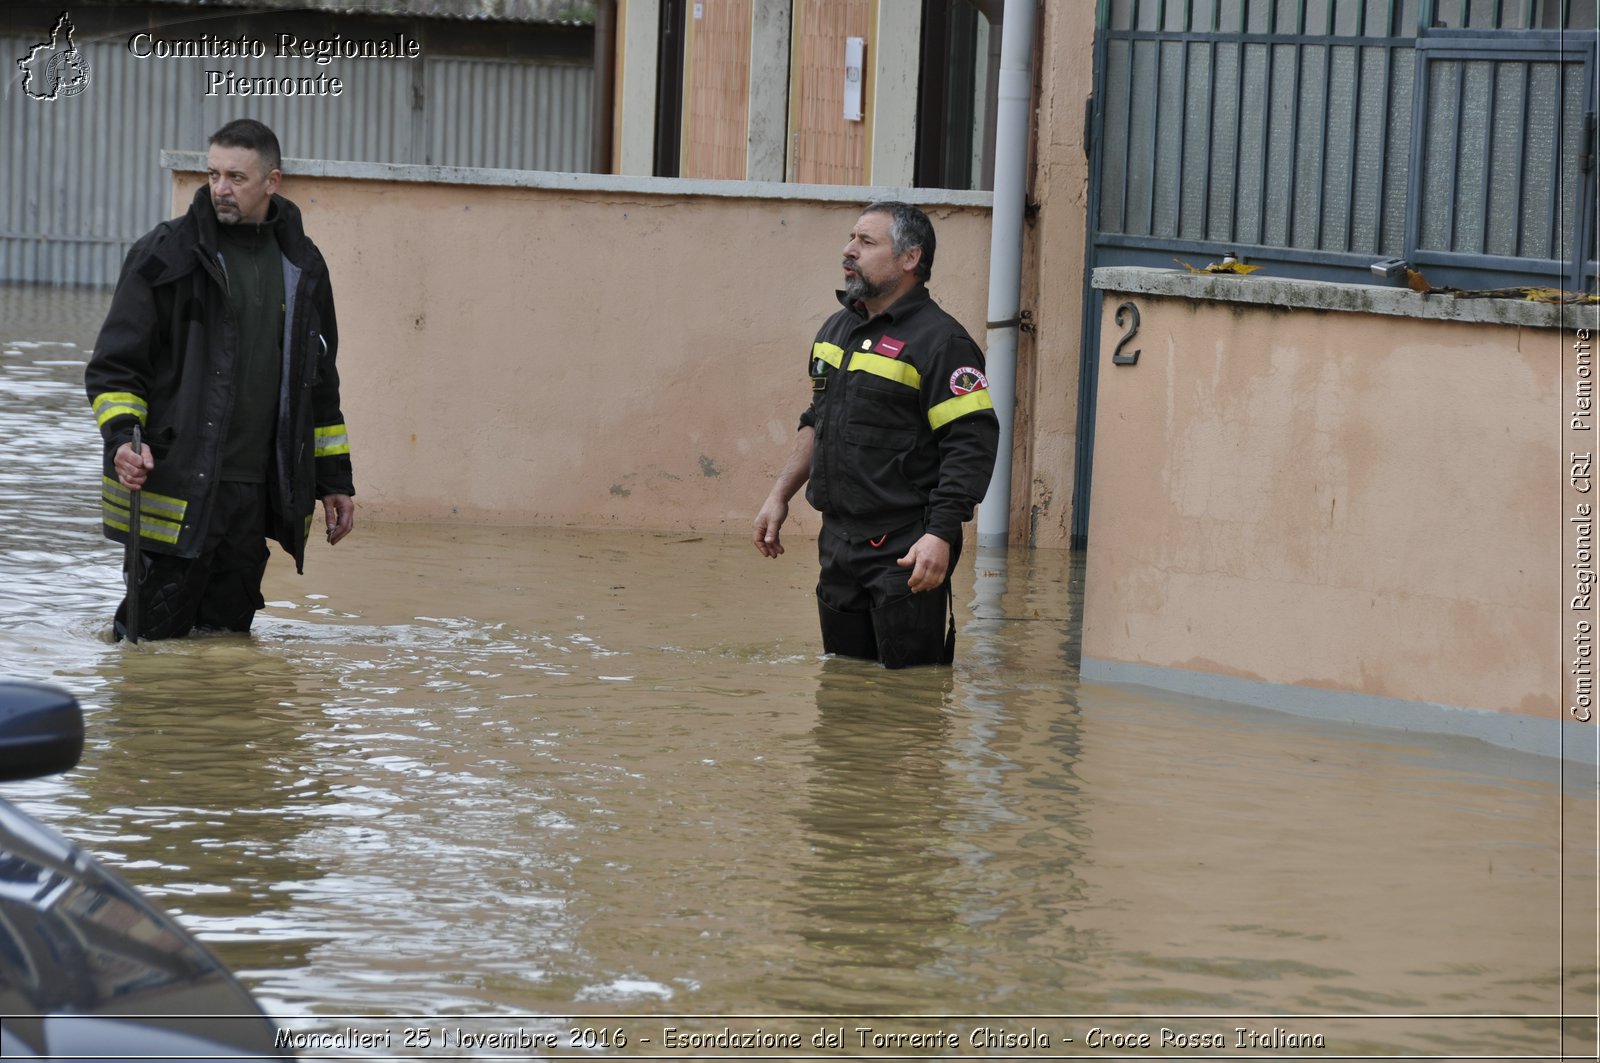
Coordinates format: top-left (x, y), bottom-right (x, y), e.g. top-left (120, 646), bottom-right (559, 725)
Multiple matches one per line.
top-left (0, 283), bottom-right (1594, 1057)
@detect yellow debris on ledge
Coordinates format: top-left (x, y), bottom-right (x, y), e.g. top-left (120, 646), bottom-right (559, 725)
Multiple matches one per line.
top-left (1176, 255), bottom-right (1261, 275)
top-left (1406, 268), bottom-right (1598, 303)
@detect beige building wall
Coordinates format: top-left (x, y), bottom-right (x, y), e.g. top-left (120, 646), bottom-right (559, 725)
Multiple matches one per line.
top-left (609, 0), bottom-right (1157, 550)
top-left (172, 162), bottom-right (993, 539)
top-left (1082, 270), bottom-right (1575, 724)
top-left (1015, 0), bottom-right (1096, 548)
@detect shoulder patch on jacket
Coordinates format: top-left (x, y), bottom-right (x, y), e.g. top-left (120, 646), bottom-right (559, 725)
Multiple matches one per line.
top-left (950, 367), bottom-right (989, 395)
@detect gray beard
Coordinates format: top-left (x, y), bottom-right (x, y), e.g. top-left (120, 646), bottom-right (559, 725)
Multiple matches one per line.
top-left (843, 270), bottom-right (882, 304)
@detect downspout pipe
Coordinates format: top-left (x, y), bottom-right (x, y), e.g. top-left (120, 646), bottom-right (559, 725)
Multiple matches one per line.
top-left (977, 0), bottom-right (1035, 549)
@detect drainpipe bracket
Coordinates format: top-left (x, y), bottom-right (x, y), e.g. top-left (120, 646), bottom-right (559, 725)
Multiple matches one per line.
top-left (987, 309), bottom-right (1035, 333)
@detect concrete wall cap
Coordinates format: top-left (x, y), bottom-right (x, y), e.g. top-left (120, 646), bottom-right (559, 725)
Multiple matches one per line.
top-left (1093, 265), bottom-right (1597, 331)
top-left (163, 151), bottom-right (995, 209)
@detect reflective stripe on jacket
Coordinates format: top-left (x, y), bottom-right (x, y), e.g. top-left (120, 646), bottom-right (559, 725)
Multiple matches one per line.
top-left (800, 285), bottom-right (999, 546)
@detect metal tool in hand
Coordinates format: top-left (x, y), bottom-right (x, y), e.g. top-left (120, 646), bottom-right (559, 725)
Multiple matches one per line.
top-left (126, 425), bottom-right (142, 643)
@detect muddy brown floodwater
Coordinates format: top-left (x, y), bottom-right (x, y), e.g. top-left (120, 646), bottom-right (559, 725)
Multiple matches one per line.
top-left (0, 283), bottom-right (1594, 1058)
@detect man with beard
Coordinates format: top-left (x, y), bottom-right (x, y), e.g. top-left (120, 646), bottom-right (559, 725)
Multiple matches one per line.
top-left (753, 202), bottom-right (998, 667)
top-left (86, 118), bottom-right (355, 640)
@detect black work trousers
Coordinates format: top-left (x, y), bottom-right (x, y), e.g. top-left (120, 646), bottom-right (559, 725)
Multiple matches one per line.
top-left (815, 519), bottom-right (957, 669)
top-left (115, 481), bottom-right (271, 641)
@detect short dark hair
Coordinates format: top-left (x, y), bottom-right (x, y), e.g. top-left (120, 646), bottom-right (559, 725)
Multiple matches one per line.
top-left (209, 119), bottom-right (281, 175)
top-left (862, 201), bottom-right (935, 283)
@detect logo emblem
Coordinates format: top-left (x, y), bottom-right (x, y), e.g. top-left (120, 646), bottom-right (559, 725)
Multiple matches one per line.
top-left (949, 367), bottom-right (989, 395)
top-left (17, 12), bottom-right (91, 101)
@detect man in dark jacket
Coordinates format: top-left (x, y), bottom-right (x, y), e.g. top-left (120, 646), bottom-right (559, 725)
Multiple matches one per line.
top-left (86, 119), bottom-right (355, 640)
top-left (753, 202), bottom-right (999, 667)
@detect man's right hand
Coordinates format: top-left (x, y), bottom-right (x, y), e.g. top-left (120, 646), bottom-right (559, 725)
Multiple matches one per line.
top-left (753, 497), bottom-right (789, 558)
top-left (754, 426), bottom-right (814, 560)
top-left (115, 440), bottom-right (154, 490)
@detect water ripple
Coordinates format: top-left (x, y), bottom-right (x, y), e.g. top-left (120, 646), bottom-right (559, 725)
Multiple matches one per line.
top-left (0, 285), bottom-right (1583, 1052)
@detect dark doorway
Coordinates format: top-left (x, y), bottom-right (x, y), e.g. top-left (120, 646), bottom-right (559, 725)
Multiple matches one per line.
top-left (653, 0), bottom-right (688, 177)
top-left (914, 0), bottom-right (981, 189)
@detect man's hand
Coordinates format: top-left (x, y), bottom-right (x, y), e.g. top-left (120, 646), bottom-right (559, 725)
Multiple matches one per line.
top-left (896, 532), bottom-right (951, 592)
top-left (114, 440), bottom-right (154, 490)
top-left (754, 427), bottom-right (814, 559)
top-left (753, 497), bottom-right (789, 558)
top-left (322, 494), bottom-right (355, 545)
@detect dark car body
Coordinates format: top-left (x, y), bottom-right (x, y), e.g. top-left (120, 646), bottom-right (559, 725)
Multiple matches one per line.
top-left (0, 680), bottom-right (290, 1059)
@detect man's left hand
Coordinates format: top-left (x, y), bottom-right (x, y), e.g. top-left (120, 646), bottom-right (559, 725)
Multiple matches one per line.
top-left (896, 532), bottom-right (950, 593)
top-left (322, 494), bottom-right (355, 545)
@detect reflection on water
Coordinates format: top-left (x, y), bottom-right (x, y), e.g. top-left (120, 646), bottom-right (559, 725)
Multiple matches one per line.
top-left (0, 284), bottom-right (1594, 1056)
top-left (791, 664), bottom-right (967, 999)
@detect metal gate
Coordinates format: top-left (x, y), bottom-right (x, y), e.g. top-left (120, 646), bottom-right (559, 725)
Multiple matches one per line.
top-left (1073, 0), bottom-right (1599, 545)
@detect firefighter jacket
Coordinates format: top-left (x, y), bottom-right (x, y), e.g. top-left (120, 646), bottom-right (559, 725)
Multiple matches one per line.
top-left (85, 185), bottom-right (354, 573)
top-left (800, 284), bottom-right (999, 546)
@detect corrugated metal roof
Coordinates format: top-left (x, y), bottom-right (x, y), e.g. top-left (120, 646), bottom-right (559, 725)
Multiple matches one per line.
top-left (101, 0), bottom-right (597, 25)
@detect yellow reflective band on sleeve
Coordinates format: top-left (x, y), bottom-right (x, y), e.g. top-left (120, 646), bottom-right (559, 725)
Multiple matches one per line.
top-left (928, 389), bottom-right (995, 430)
top-left (100, 476), bottom-right (186, 545)
top-left (92, 392), bottom-right (148, 429)
top-left (811, 342), bottom-right (844, 369)
top-left (847, 352), bottom-right (921, 390)
top-left (314, 423), bottom-right (351, 458)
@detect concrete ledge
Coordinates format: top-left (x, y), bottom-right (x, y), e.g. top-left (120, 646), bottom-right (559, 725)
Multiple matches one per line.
top-left (1081, 657), bottom-right (1599, 767)
top-left (1093, 265), bottom-right (1597, 331)
top-left (162, 150), bottom-right (995, 208)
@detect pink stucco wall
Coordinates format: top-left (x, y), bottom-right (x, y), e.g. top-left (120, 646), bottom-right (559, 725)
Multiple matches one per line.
top-left (1019, 0), bottom-right (1097, 548)
top-left (175, 171), bottom-right (994, 539)
top-left (1083, 284), bottom-right (1568, 719)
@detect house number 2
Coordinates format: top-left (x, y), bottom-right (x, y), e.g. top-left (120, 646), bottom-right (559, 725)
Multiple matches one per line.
top-left (1111, 301), bottom-right (1141, 366)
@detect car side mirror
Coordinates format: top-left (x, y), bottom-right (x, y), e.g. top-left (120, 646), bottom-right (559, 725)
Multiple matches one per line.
top-left (0, 681), bottom-right (85, 782)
